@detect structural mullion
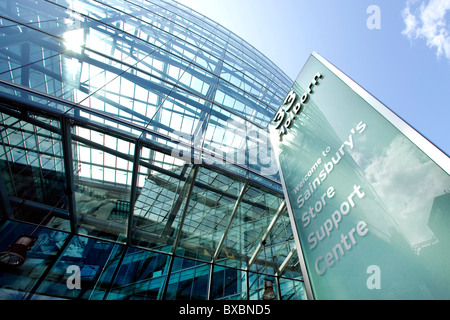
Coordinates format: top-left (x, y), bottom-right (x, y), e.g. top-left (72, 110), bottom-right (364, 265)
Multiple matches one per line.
top-left (23, 232), bottom-right (75, 300)
top-left (0, 170), bottom-right (13, 219)
top-left (247, 201), bottom-right (286, 269)
top-left (126, 141), bottom-right (141, 245)
top-left (276, 246), bottom-right (297, 277)
top-left (60, 117), bottom-right (78, 234)
top-left (212, 180), bottom-right (248, 263)
top-left (171, 164), bottom-right (199, 253)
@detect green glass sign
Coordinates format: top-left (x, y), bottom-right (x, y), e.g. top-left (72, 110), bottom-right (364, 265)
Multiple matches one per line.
top-left (270, 52), bottom-right (450, 299)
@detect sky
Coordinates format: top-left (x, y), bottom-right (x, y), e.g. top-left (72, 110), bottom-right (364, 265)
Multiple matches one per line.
top-left (176, 0), bottom-right (450, 156)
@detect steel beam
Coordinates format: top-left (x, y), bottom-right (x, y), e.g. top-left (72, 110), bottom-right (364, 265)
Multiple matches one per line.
top-left (60, 117), bottom-right (78, 234)
top-left (247, 201), bottom-right (286, 269)
top-left (170, 164), bottom-right (199, 253)
top-left (276, 246), bottom-right (297, 277)
top-left (126, 142), bottom-right (141, 244)
top-left (212, 180), bottom-right (249, 262)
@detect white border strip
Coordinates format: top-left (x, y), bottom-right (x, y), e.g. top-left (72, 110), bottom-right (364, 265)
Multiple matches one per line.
top-left (312, 51), bottom-right (450, 175)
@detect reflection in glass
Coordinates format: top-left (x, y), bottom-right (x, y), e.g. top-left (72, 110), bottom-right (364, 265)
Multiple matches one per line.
top-left (106, 247), bottom-right (170, 300)
top-left (279, 277), bottom-right (306, 300)
top-left (73, 128), bottom-right (134, 242)
top-left (165, 256), bottom-right (210, 300)
top-left (210, 265), bottom-right (246, 300)
top-left (0, 221), bottom-right (69, 300)
top-left (33, 235), bottom-right (122, 300)
top-left (0, 0), bottom-right (299, 301)
top-left (248, 271), bottom-right (276, 300)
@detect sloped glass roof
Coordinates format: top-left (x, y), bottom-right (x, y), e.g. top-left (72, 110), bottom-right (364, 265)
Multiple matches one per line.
top-left (0, 0), bottom-right (303, 299)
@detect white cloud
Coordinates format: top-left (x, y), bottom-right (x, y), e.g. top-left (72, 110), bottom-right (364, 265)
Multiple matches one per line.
top-left (364, 135), bottom-right (450, 246)
top-left (402, 0), bottom-right (450, 61)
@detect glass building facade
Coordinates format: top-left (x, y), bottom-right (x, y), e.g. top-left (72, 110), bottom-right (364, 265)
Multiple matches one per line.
top-left (0, 0), bottom-right (306, 300)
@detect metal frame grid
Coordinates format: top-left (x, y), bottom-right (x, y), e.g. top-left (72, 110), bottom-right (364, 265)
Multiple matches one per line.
top-left (0, 0), bottom-right (304, 300)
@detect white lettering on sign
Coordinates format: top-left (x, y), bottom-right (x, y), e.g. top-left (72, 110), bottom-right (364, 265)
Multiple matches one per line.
top-left (272, 72), bottom-right (375, 277)
top-left (272, 73), bottom-right (323, 141)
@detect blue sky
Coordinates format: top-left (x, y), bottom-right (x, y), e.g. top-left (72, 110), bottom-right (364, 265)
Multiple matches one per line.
top-left (177, 0), bottom-right (450, 156)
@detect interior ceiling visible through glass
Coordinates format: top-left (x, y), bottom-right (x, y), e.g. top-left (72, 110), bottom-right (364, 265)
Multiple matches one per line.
top-left (0, 0), bottom-right (301, 295)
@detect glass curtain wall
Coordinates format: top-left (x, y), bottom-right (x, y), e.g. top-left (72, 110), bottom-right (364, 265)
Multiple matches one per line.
top-left (0, 0), bottom-right (305, 300)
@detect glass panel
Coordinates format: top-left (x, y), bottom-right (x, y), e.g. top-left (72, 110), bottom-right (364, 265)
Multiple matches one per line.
top-left (0, 113), bottom-right (64, 203)
top-left (0, 112), bottom-right (70, 230)
top-left (0, 1), bottom-right (84, 103)
top-left (215, 79), bottom-right (274, 127)
top-left (73, 127), bottom-right (134, 242)
top-left (280, 250), bottom-right (304, 280)
top-left (145, 85), bottom-right (211, 148)
top-left (177, 64), bottom-right (214, 98)
top-left (32, 235), bottom-right (123, 300)
top-left (216, 185), bottom-right (283, 270)
top-left (279, 278), bottom-right (306, 300)
top-left (106, 247), bottom-right (170, 300)
top-left (75, 56), bottom-right (161, 128)
top-left (248, 272), bottom-right (276, 301)
top-left (131, 149), bottom-right (193, 253)
top-left (0, 0), bottom-right (297, 302)
top-left (0, 221), bottom-right (69, 300)
top-left (247, 124), bottom-right (279, 181)
top-left (249, 209), bottom-right (293, 274)
top-left (0, 82), bottom-right (74, 115)
top-left (165, 256), bottom-right (210, 300)
top-left (210, 265), bottom-right (246, 300)
top-left (202, 105), bottom-right (247, 171)
top-left (176, 167), bottom-right (244, 262)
